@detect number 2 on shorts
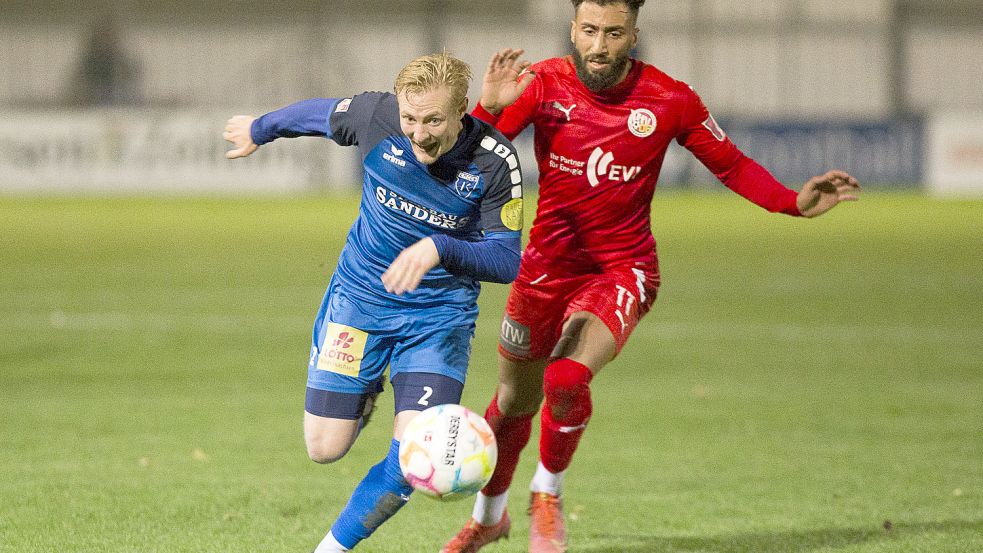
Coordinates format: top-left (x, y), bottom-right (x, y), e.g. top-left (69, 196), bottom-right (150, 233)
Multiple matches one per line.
top-left (418, 386), bottom-right (433, 406)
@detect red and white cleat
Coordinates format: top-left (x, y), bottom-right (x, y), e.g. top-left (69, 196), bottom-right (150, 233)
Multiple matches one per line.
top-left (528, 492), bottom-right (567, 552)
top-left (441, 511), bottom-right (511, 553)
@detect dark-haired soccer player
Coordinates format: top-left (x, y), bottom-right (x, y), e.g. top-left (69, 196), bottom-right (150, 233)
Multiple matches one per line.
top-left (442, 1), bottom-right (860, 551)
top-left (225, 52), bottom-right (524, 551)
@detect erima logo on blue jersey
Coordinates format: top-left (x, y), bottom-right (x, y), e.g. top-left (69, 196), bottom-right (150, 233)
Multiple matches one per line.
top-left (375, 186), bottom-right (470, 230)
top-left (383, 145), bottom-right (407, 167)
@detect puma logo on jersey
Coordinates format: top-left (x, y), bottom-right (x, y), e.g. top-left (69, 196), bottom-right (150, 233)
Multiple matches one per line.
top-left (552, 101), bottom-right (577, 121)
top-left (586, 147), bottom-right (642, 187)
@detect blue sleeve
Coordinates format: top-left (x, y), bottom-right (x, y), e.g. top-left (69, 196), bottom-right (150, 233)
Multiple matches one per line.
top-left (249, 98), bottom-right (339, 145)
top-left (430, 231), bottom-right (521, 284)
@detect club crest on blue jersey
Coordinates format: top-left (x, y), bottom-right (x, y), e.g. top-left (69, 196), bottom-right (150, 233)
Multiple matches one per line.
top-left (453, 171), bottom-right (480, 199)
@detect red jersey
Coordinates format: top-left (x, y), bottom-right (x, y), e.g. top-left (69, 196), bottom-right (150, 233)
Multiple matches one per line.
top-left (473, 56), bottom-right (800, 274)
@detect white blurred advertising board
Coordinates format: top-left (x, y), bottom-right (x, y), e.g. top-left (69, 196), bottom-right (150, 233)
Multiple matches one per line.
top-left (0, 110), bottom-right (359, 194)
top-left (927, 113), bottom-right (983, 197)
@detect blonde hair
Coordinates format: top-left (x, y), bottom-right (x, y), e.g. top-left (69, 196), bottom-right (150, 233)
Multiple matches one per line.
top-left (394, 52), bottom-right (472, 109)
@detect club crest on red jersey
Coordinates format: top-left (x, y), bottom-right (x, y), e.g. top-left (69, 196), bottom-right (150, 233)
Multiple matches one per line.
top-left (627, 108), bottom-right (657, 138)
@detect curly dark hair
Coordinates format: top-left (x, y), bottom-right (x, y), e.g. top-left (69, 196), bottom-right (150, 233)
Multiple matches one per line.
top-left (570, 0), bottom-right (646, 18)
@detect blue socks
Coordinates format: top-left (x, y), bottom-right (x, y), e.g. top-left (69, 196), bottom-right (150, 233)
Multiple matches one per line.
top-left (329, 439), bottom-right (413, 549)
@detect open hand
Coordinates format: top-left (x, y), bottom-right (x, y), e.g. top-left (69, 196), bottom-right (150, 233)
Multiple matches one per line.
top-left (480, 48), bottom-right (536, 115)
top-left (796, 170), bottom-right (861, 218)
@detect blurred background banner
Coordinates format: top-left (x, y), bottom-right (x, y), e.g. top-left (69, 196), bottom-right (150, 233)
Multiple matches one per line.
top-left (0, 110), bottom-right (357, 194)
top-left (1, 0), bottom-right (981, 194)
top-left (926, 113), bottom-right (983, 197)
top-left (714, 118), bottom-right (924, 186)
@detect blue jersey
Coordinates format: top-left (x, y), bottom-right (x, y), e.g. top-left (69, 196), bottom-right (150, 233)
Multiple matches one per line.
top-left (251, 92), bottom-right (523, 321)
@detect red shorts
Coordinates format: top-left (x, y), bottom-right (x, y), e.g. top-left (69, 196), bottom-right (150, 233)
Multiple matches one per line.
top-left (498, 252), bottom-right (660, 361)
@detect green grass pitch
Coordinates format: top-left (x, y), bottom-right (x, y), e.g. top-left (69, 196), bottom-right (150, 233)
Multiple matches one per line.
top-left (1, 192), bottom-right (980, 552)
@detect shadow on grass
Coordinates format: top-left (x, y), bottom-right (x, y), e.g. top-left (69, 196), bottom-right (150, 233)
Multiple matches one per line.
top-left (578, 519), bottom-right (982, 552)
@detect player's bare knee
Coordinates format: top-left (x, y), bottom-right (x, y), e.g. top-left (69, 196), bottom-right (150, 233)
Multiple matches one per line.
top-left (306, 437), bottom-right (351, 464)
top-left (303, 406), bottom-right (362, 463)
top-left (303, 416), bottom-right (358, 464)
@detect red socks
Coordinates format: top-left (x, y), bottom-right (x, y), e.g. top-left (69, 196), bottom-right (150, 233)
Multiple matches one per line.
top-left (480, 392), bottom-right (534, 496)
top-left (480, 358), bottom-right (595, 495)
top-left (539, 358), bottom-right (594, 473)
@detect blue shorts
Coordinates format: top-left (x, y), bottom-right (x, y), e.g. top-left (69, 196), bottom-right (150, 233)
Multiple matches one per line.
top-left (305, 278), bottom-right (475, 416)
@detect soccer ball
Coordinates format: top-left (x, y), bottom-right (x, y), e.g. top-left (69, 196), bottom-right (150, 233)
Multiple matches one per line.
top-left (398, 403), bottom-right (497, 501)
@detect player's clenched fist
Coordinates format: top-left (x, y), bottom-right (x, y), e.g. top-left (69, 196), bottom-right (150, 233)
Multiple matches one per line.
top-left (381, 237), bottom-right (440, 295)
top-left (223, 115), bottom-right (259, 159)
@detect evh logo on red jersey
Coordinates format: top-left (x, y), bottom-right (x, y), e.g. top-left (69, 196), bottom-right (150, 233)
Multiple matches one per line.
top-left (586, 148), bottom-right (642, 187)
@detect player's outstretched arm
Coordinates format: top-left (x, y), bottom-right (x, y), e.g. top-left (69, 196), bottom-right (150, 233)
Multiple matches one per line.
top-left (381, 238), bottom-right (441, 295)
top-left (223, 115), bottom-right (258, 159)
top-left (479, 48), bottom-right (535, 116)
top-left (796, 169), bottom-right (861, 218)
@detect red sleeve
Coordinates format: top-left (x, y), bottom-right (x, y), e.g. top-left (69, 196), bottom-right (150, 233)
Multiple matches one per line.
top-left (677, 88), bottom-right (801, 216)
top-left (470, 71), bottom-right (541, 141)
top-left (471, 102), bottom-right (501, 126)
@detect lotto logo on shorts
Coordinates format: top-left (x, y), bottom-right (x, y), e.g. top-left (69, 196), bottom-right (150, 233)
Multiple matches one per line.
top-left (317, 323), bottom-right (368, 377)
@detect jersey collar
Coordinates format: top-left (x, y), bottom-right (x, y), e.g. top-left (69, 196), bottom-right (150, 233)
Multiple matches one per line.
top-left (427, 114), bottom-right (482, 182)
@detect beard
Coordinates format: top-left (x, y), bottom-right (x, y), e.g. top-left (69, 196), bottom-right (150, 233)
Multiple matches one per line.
top-left (573, 50), bottom-right (631, 91)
